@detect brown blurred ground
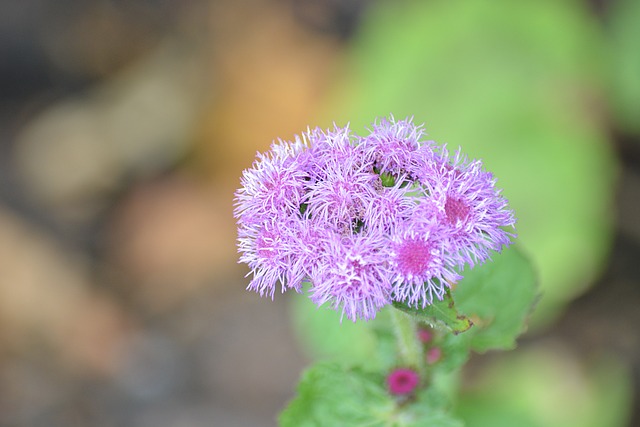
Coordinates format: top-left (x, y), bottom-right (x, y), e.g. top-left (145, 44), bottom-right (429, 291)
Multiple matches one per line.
top-left (0, 1), bottom-right (638, 426)
top-left (0, 1), bottom-right (350, 425)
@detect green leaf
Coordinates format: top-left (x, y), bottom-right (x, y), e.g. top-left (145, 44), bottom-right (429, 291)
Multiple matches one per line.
top-left (280, 362), bottom-right (392, 427)
top-left (398, 404), bottom-right (464, 427)
top-left (435, 333), bottom-right (473, 373)
top-left (453, 246), bottom-right (538, 352)
top-left (280, 362), bottom-right (464, 427)
top-left (392, 291), bottom-right (473, 335)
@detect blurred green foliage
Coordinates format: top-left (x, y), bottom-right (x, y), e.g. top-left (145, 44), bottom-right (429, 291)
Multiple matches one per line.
top-left (608, 0), bottom-right (640, 134)
top-left (322, 0), bottom-right (617, 326)
top-left (455, 347), bottom-right (632, 427)
top-left (290, 282), bottom-right (379, 367)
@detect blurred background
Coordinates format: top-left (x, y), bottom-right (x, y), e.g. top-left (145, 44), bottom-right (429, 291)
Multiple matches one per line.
top-left (0, 0), bottom-right (638, 426)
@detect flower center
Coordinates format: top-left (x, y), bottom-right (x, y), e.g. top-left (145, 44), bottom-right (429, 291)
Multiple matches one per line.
top-left (396, 238), bottom-right (432, 277)
top-left (444, 196), bottom-right (470, 225)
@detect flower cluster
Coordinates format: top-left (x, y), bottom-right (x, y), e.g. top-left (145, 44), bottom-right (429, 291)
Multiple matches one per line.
top-left (234, 116), bottom-right (515, 321)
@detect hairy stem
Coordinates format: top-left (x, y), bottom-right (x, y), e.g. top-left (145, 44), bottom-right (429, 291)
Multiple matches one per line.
top-left (390, 307), bottom-right (422, 370)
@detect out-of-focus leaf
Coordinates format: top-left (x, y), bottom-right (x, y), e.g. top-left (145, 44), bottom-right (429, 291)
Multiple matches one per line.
top-left (401, 403), bottom-right (464, 427)
top-left (608, 0), bottom-right (640, 134)
top-left (454, 345), bottom-right (633, 427)
top-left (323, 0), bottom-right (616, 327)
top-left (290, 291), bottom-right (413, 372)
top-left (289, 286), bottom-right (381, 367)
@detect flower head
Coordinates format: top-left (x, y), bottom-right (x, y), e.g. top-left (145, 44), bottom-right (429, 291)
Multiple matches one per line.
top-left (386, 368), bottom-right (420, 396)
top-left (361, 116), bottom-right (433, 177)
top-left (237, 217), bottom-right (306, 297)
top-left (309, 230), bottom-right (392, 321)
top-left (234, 116), bottom-right (516, 321)
top-left (362, 177), bottom-right (417, 234)
top-left (303, 156), bottom-right (378, 232)
top-left (304, 125), bottom-right (366, 180)
top-left (422, 147), bottom-right (516, 267)
top-left (234, 138), bottom-right (308, 224)
top-left (389, 218), bottom-right (462, 308)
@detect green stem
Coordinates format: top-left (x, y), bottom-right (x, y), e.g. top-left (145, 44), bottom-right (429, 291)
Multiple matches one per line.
top-left (389, 307), bottom-right (422, 370)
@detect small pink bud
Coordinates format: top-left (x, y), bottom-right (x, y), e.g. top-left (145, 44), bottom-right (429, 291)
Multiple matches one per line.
top-left (417, 328), bottom-right (433, 343)
top-left (426, 347), bottom-right (442, 364)
top-left (386, 368), bottom-right (420, 396)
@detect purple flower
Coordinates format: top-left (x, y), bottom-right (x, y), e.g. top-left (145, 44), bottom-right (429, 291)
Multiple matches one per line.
top-left (309, 229), bottom-right (392, 321)
top-left (303, 156), bottom-right (378, 233)
top-left (234, 116), bottom-right (516, 321)
top-left (304, 125), bottom-right (367, 180)
top-left (386, 368), bottom-right (420, 396)
top-left (421, 147), bottom-right (516, 268)
top-left (361, 116), bottom-right (434, 177)
top-left (235, 138), bottom-right (311, 297)
top-left (234, 138), bottom-right (308, 224)
top-left (237, 217), bottom-right (307, 297)
top-left (362, 175), bottom-right (417, 233)
top-left (389, 217), bottom-right (462, 308)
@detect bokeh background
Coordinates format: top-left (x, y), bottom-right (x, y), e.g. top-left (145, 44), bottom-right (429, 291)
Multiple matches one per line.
top-left (0, 0), bottom-right (639, 426)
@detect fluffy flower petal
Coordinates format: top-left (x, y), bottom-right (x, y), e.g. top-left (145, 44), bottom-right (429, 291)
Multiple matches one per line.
top-left (309, 230), bottom-right (393, 321)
